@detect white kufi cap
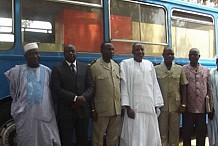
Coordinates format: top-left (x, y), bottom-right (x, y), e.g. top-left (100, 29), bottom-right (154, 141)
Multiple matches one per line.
top-left (24, 42), bottom-right (38, 53)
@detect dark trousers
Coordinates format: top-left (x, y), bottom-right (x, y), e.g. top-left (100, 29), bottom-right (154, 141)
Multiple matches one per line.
top-left (182, 113), bottom-right (206, 146)
top-left (58, 111), bottom-right (89, 146)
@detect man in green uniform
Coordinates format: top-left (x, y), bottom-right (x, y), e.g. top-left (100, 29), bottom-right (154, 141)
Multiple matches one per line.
top-left (90, 42), bottom-right (121, 146)
top-left (155, 47), bottom-right (188, 146)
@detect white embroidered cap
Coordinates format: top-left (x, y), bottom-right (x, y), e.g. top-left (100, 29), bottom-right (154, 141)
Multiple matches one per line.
top-left (24, 42), bottom-right (38, 53)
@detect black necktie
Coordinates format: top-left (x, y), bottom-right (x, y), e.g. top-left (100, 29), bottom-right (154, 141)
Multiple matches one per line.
top-left (70, 63), bottom-right (76, 73)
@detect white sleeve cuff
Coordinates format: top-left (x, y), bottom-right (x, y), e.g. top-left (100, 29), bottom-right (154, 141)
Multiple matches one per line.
top-left (74, 96), bottom-right (78, 102)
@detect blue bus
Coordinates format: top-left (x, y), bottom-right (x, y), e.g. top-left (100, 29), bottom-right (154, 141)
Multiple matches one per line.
top-left (0, 0), bottom-right (217, 145)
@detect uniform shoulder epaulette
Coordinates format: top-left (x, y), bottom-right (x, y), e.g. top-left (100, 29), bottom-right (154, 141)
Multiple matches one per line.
top-left (113, 59), bottom-right (120, 65)
top-left (89, 59), bottom-right (97, 66)
top-left (154, 62), bottom-right (160, 66)
top-left (175, 62), bottom-right (183, 66)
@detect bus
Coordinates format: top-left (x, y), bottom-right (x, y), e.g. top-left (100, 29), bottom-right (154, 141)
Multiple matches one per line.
top-left (0, 0), bottom-right (217, 145)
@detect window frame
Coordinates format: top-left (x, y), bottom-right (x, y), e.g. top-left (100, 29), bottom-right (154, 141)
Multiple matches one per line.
top-left (21, 0), bottom-right (104, 52)
top-left (109, 0), bottom-right (168, 46)
top-left (0, 0), bottom-right (14, 43)
top-left (171, 9), bottom-right (215, 59)
top-left (171, 9), bottom-right (214, 25)
top-left (46, 0), bottom-right (102, 8)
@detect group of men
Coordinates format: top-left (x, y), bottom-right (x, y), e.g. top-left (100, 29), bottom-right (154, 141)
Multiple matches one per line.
top-left (4, 41), bottom-right (218, 146)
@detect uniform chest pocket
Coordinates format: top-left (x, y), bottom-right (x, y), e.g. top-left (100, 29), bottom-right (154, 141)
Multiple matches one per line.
top-left (172, 74), bottom-right (180, 84)
top-left (172, 74), bottom-right (180, 78)
top-left (97, 74), bottom-right (108, 80)
top-left (157, 73), bottom-right (167, 79)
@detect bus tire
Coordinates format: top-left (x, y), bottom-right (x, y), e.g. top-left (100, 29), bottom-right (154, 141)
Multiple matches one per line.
top-left (0, 120), bottom-right (16, 146)
top-left (0, 98), bottom-right (17, 146)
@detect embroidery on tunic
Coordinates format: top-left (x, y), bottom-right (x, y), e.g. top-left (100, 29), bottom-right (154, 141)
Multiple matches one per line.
top-left (27, 66), bottom-right (45, 105)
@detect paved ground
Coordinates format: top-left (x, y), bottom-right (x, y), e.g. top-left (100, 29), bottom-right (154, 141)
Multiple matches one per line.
top-left (179, 137), bottom-right (209, 146)
top-left (0, 137), bottom-right (209, 146)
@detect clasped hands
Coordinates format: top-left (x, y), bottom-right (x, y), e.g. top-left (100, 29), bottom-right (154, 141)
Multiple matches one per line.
top-left (72, 96), bottom-right (86, 109)
top-left (125, 106), bottom-right (161, 119)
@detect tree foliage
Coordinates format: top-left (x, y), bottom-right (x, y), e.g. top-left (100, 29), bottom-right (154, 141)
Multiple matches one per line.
top-left (182, 0), bottom-right (218, 7)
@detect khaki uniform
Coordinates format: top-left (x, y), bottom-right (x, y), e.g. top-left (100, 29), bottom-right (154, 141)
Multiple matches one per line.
top-left (90, 58), bottom-right (121, 146)
top-left (155, 62), bottom-right (188, 146)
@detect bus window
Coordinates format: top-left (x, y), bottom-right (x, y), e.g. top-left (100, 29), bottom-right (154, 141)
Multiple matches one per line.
top-left (47, 0), bottom-right (102, 5)
top-left (110, 0), bottom-right (167, 56)
top-left (0, 0), bottom-right (14, 50)
top-left (172, 10), bottom-right (215, 59)
top-left (21, 0), bottom-right (103, 53)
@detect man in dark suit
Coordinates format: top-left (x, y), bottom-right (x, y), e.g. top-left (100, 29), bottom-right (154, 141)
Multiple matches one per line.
top-left (51, 44), bottom-right (94, 146)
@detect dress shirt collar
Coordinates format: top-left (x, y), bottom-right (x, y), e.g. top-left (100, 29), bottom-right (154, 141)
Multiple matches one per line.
top-left (65, 60), bottom-right (76, 67)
